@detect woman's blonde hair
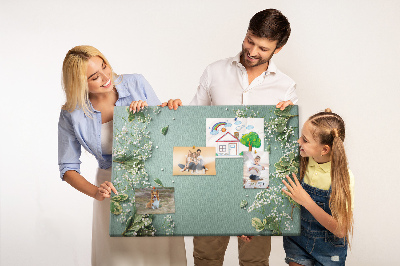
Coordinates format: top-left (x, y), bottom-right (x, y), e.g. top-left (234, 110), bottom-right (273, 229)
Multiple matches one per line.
top-left (300, 108), bottom-right (353, 246)
top-left (61, 45), bottom-right (114, 116)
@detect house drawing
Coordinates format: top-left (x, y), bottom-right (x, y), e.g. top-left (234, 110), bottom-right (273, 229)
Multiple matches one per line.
top-left (215, 132), bottom-right (240, 156)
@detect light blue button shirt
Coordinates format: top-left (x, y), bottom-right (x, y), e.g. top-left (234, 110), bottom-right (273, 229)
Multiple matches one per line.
top-left (58, 74), bottom-right (161, 179)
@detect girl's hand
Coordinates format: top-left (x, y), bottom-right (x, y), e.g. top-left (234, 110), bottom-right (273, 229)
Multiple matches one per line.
top-left (237, 235), bottom-right (253, 242)
top-left (160, 99), bottom-right (182, 110)
top-left (276, 100), bottom-right (293, 110)
top-left (282, 173), bottom-right (313, 207)
top-left (129, 100), bottom-right (148, 113)
top-left (94, 181), bottom-right (118, 201)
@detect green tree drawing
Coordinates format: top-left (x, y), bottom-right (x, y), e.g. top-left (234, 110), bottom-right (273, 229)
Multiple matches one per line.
top-left (240, 132), bottom-right (261, 151)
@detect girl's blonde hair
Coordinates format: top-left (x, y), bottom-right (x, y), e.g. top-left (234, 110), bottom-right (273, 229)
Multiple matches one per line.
top-left (300, 108), bottom-right (353, 245)
top-left (61, 45), bottom-right (114, 116)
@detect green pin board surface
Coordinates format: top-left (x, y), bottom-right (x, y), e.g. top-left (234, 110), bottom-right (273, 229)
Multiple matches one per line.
top-left (110, 105), bottom-right (300, 236)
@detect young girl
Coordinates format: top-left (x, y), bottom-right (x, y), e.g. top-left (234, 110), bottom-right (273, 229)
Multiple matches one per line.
top-left (249, 155), bottom-right (265, 180)
top-left (282, 108), bottom-right (354, 265)
top-left (180, 150), bottom-right (194, 172)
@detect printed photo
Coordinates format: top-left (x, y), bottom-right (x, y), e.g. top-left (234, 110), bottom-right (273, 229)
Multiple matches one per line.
top-left (243, 151), bottom-right (269, 189)
top-left (206, 118), bottom-right (264, 158)
top-left (173, 147), bottom-right (216, 175)
top-left (135, 187), bottom-right (176, 214)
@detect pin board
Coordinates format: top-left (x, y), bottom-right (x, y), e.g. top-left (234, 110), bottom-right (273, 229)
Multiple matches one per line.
top-left (110, 105), bottom-right (300, 237)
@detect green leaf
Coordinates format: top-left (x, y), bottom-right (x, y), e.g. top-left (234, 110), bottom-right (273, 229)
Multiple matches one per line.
top-left (124, 215), bottom-right (134, 231)
top-left (128, 110), bottom-right (145, 122)
top-left (110, 201), bottom-right (122, 215)
top-left (154, 178), bottom-right (164, 187)
top-left (161, 125), bottom-right (169, 135)
top-left (133, 214), bottom-right (145, 224)
top-left (251, 217), bottom-right (265, 232)
top-left (276, 123), bottom-right (286, 133)
top-left (280, 160), bottom-right (290, 167)
top-left (274, 162), bottom-right (284, 170)
top-left (289, 166), bottom-right (298, 173)
top-left (111, 194), bottom-right (129, 202)
top-left (128, 222), bottom-right (144, 232)
top-left (274, 105), bottom-right (293, 117)
top-left (123, 231), bottom-right (137, 237)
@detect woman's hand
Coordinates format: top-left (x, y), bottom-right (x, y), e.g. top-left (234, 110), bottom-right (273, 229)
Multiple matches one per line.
top-left (94, 181), bottom-right (118, 201)
top-left (276, 100), bottom-right (293, 110)
top-left (160, 99), bottom-right (182, 110)
top-left (282, 173), bottom-right (313, 207)
top-left (129, 100), bottom-right (148, 113)
top-left (237, 235), bottom-right (253, 242)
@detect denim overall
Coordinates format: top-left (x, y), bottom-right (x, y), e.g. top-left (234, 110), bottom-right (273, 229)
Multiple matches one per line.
top-left (283, 182), bottom-right (348, 266)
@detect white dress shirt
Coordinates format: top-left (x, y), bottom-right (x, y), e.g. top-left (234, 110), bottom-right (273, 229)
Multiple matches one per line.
top-left (190, 53), bottom-right (297, 106)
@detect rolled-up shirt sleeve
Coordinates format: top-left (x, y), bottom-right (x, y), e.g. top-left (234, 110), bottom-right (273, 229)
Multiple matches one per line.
top-left (58, 110), bottom-right (81, 180)
top-left (189, 67), bottom-right (212, 106)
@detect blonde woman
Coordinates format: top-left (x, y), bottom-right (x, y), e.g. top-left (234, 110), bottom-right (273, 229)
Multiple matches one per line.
top-left (58, 45), bottom-right (185, 266)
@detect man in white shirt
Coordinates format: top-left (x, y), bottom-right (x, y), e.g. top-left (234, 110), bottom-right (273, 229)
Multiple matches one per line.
top-left (189, 9), bottom-right (297, 266)
top-left (194, 149), bottom-right (206, 174)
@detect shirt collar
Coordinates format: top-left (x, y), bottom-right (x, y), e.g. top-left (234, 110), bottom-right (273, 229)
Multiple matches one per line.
top-left (308, 157), bottom-right (331, 173)
top-left (113, 74), bottom-right (130, 99)
top-left (83, 74), bottom-right (130, 118)
top-left (231, 52), bottom-right (242, 64)
top-left (232, 52), bottom-right (277, 75)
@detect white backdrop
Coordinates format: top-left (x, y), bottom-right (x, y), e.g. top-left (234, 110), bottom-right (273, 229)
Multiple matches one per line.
top-left (1, 0), bottom-right (399, 265)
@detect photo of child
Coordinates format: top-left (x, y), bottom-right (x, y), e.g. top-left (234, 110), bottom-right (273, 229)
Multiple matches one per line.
top-left (173, 147), bottom-right (216, 175)
top-left (243, 151), bottom-right (269, 189)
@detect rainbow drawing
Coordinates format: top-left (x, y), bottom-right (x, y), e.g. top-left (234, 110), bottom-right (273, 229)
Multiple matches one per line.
top-left (211, 122), bottom-right (227, 131)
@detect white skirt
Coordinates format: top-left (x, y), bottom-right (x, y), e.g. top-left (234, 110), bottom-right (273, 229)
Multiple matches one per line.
top-left (92, 168), bottom-right (187, 266)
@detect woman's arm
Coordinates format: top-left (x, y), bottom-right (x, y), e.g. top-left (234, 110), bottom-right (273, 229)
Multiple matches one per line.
top-left (282, 173), bottom-right (346, 238)
top-left (63, 170), bottom-right (117, 201)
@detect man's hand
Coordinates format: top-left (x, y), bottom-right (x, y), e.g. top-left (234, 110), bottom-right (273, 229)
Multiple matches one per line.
top-left (276, 100), bottom-right (293, 110)
top-left (160, 99), bottom-right (182, 110)
top-left (238, 235), bottom-right (254, 242)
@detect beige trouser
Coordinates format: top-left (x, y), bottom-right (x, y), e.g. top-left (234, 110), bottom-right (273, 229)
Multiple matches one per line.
top-left (193, 236), bottom-right (271, 266)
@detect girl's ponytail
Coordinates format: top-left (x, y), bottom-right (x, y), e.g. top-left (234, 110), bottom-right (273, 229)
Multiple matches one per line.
top-left (330, 129), bottom-right (353, 245)
top-left (306, 109), bottom-right (353, 246)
